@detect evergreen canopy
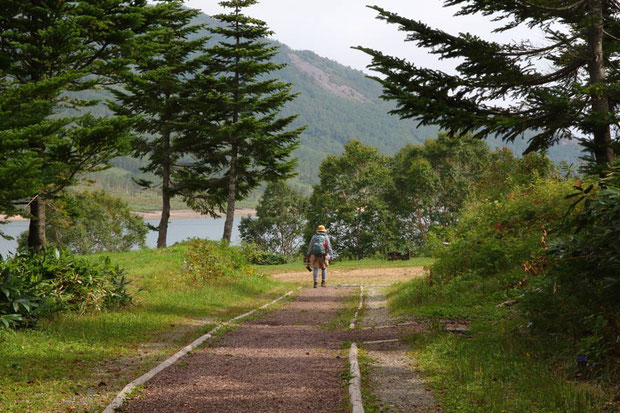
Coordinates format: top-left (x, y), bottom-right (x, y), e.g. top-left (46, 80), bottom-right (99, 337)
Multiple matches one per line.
top-left (356, 0), bottom-right (619, 166)
top-left (0, 0), bottom-right (152, 247)
top-left (109, 0), bottom-right (209, 248)
top-left (180, 0), bottom-right (304, 242)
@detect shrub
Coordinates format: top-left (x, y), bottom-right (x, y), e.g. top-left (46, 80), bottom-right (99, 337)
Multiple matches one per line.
top-left (18, 190), bottom-right (147, 254)
top-left (239, 182), bottom-right (307, 256)
top-left (522, 166), bottom-right (620, 367)
top-left (182, 239), bottom-right (259, 282)
top-left (429, 179), bottom-right (576, 284)
top-left (241, 242), bottom-right (292, 265)
top-left (0, 248), bottom-right (131, 328)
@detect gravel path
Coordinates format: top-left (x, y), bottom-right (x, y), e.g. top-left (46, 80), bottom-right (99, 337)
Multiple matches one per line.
top-left (121, 286), bottom-right (355, 413)
top-left (360, 287), bottom-right (436, 413)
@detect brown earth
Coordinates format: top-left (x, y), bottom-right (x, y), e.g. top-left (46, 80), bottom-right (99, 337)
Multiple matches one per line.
top-left (271, 266), bottom-right (426, 286)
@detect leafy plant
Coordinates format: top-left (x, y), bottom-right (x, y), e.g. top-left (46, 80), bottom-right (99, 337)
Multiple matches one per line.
top-left (241, 243), bottom-right (292, 266)
top-left (18, 191), bottom-right (148, 255)
top-left (522, 164), bottom-right (620, 365)
top-left (0, 248), bottom-right (132, 329)
top-left (182, 239), bottom-right (258, 282)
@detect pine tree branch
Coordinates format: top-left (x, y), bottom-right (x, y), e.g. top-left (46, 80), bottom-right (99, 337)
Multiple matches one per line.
top-left (522, 60), bottom-right (583, 86)
top-left (520, 0), bottom-right (587, 11)
top-left (497, 35), bottom-right (579, 56)
top-left (603, 28), bottom-right (620, 41)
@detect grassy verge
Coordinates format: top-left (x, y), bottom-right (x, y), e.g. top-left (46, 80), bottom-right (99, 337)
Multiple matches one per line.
top-left (356, 347), bottom-right (383, 413)
top-left (262, 257), bottom-right (435, 274)
top-left (0, 245), bottom-right (287, 413)
top-left (390, 276), bottom-right (616, 413)
top-left (327, 288), bottom-right (361, 330)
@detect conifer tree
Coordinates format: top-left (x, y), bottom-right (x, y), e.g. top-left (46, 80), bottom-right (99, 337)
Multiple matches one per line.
top-left (0, 0), bottom-right (151, 250)
top-left (180, 0), bottom-right (304, 242)
top-left (356, 0), bottom-right (619, 167)
top-left (109, 1), bottom-right (209, 248)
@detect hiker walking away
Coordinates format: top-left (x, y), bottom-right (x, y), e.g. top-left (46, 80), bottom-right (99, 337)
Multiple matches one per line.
top-left (306, 225), bottom-right (333, 288)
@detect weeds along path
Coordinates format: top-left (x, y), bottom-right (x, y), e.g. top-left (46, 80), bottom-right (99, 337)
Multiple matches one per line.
top-left (120, 286), bottom-right (356, 413)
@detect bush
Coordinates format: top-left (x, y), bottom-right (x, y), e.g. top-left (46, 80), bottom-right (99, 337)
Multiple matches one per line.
top-left (0, 248), bottom-right (131, 328)
top-left (430, 179), bottom-right (577, 284)
top-left (18, 190), bottom-right (147, 254)
top-left (522, 166), bottom-right (620, 368)
top-left (182, 239), bottom-right (260, 282)
top-left (239, 182), bottom-right (307, 256)
top-left (241, 242), bottom-right (292, 265)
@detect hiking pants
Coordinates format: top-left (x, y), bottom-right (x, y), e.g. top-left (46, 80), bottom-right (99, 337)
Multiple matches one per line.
top-left (313, 267), bottom-right (326, 283)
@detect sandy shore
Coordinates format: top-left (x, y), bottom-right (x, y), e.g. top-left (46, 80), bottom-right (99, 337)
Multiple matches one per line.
top-left (1, 209), bottom-right (256, 222)
top-left (133, 209), bottom-right (256, 220)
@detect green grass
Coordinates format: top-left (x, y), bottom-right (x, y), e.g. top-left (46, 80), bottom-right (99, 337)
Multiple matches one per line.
top-left (262, 256), bottom-right (435, 274)
top-left (390, 276), bottom-right (615, 413)
top-left (327, 288), bottom-right (361, 330)
top-left (356, 347), bottom-right (384, 413)
top-left (0, 245), bottom-right (288, 412)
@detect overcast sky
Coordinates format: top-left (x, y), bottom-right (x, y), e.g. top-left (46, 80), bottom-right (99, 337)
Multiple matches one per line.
top-left (184, 0), bottom-right (542, 75)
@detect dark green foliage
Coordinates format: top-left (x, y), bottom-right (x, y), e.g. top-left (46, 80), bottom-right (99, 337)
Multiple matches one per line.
top-left (0, 249), bottom-right (131, 329)
top-left (0, 0), bottom-right (153, 248)
top-left (239, 182), bottom-right (307, 256)
top-left (424, 166), bottom-right (620, 376)
top-left (305, 140), bottom-right (394, 259)
top-left (182, 238), bottom-right (259, 282)
top-left (473, 148), bottom-right (555, 201)
top-left (429, 179), bottom-right (576, 284)
top-left (178, 0), bottom-right (304, 241)
top-left (18, 191), bottom-right (147, 255)
top-left (387, 134), bottom-right (491, 248)
top-left (109, 0), bottom-right (209, 248)
top-left (241, 243), bottom-right (290, 266)
top-left (356, 1), bottom-right (618, 165)
top-left (522, 164), bottom-right (620, 366)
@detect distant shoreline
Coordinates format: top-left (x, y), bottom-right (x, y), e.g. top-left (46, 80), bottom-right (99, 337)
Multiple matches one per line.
top-left (1, 209), bottom-right (256, 222)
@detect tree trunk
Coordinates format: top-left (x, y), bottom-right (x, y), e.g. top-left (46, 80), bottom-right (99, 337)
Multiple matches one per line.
top-left (157, 134), bottom-right (172, 249)
top-left (222, 145), bottom-right (238, 242)
top-left (28, 196), bottom-right (46, 250)
top-left (587, 0), bottom-right (614, 166)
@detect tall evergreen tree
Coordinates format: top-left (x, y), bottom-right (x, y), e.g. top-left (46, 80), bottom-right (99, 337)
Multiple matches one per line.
top-left (180, 0), bottom-right (304, 242)
top-left (0, 0), bottom-right (151, 250)
top-left (109, 0), bottom-right (209, 248)
top-left (355, 0), bottom-right (619, 167)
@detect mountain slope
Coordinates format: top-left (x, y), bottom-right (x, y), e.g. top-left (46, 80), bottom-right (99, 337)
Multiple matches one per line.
top-left (95, 12), bottom-right (582, 205)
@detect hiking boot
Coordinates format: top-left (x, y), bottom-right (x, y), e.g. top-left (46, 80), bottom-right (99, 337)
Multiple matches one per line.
top-left (321, 280), bottom-right (326, 287)
top-left (313, 282), bottom-right (318, 288)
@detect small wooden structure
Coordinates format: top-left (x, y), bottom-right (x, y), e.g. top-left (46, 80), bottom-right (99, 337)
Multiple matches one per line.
top-left (386, 251), bottom-right (412, 261)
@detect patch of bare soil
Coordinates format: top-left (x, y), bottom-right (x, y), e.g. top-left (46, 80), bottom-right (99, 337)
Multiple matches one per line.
top-left (121, 287), bottom-right (356, 413)
top-left (272, 266), bottom-right (426, 286)
top-left (360, 287), bottom-right (437, 413)
top-left (288, 52), bottom-right (371, 103)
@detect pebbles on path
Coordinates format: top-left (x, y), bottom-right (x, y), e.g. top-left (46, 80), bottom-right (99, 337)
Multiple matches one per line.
top-left (121, 287), bottom-right (356, 413)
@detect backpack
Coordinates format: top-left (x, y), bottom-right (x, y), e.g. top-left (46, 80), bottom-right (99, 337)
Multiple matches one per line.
top-left (311, 234), bottom-right (326, 256)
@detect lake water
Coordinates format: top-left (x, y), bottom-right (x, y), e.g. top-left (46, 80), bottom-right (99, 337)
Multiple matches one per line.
top-left (0, 217), bottom-right (241, 257)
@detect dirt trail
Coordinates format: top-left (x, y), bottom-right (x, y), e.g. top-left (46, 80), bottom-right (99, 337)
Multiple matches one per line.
top-left (360, 287), bottom-right (436, 413)
top-left (121, 286), bottom-right (355, 412)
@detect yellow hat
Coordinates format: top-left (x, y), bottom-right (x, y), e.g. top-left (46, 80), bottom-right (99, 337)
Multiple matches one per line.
top-left (317, 225), bottom-right (326, 232)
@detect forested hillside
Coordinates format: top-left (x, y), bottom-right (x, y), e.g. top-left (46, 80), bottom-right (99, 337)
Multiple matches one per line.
top-left (94, 12), bottom-right (583, 206)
